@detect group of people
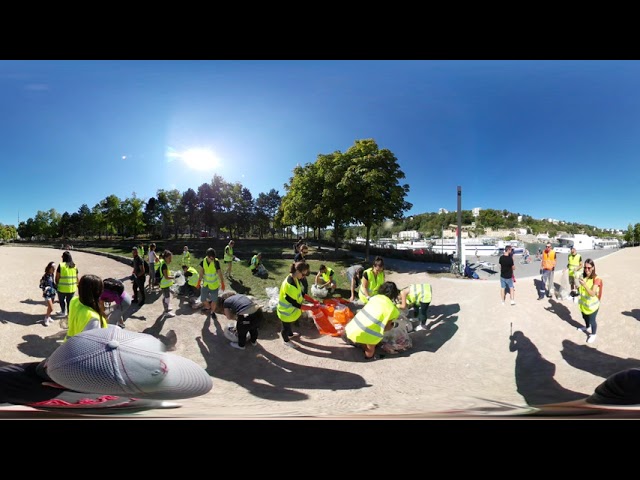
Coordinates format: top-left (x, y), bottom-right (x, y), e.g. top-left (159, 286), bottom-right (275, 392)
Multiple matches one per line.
top-left (496, 242), bottom-right (603, 344)
top-left (273, 251), bottom-right (433, 359)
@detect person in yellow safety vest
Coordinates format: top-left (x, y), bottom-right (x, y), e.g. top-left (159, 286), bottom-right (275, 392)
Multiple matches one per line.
top-left (65, 274), bottom-right (108, 341)
top-left (138, 243), bottom-right (145, 258)
top-left (181, 265), bottom-right (200, 298)
top-left (399, 283), bottom-right (432, 332)
top-left (198, 247), bottom-right (225, 316)
top-left (566, 246), bottom-right (583, 295)
top-left (577, 258), bottom-right (603, 345)
top-left (538, 243), bottom-right (557, 300)
top-left (359, 256), bottom-right (385, 304)
top-left (223, 240), bottom-right (236, 278)
top-left (314, 264), bottom-right (337, 293)
top-left (345, 281), bottom-right (401, 360)
top-left (277, 261), bottom-right (317, 349)
top-left (158, 250), bottom-right (176, 318)
top-left (181, 245), bottom-right (191, 267)
top-left (55, 250), bottom-right (79, 317)
top-left (250, 252), bottom-right (268, 278)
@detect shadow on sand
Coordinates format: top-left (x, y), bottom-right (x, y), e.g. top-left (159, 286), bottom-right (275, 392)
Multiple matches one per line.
top-left (509, 330), bottom-right (586, 405)
top-left (196, 315), bottom-right (369, 402)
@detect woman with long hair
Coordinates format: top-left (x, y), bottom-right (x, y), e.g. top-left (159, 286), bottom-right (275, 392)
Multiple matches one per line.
top-left (65, 274), bottom-right (108, 341)
top-left (577, 258), bottom-right (603, 344)
top-left (276, 261), bottom-right (315, 349)
top-left (54, 250), bottom-right (78, 317)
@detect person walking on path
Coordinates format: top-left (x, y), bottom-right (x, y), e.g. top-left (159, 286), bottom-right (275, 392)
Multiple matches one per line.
top-left (359, 256), bottom-right (386, 304)
top-left (198, 248), bottom-right (225, 316)
top-left (567, 246), bottom-right (583, 295)
top-left (344, 281), bottom-right (401, 360)
top-left (215, 292), bottom-right (265, 350)
top-left (276, 261), bottom-right (316, 349)
top-left (147, 243), bottom-right (159, 291)
top-left (55, 251), bottom-right (78, 318)
top-left (538, 242), bottom-right (557, 299)
top-left (39, 261), bottom-right (57, 326)
top-left (399, 283), bottom-right (432, 331)
top-left (577, 258), bottom-right (603, 344)
top-left (131, 247), bottom-right (146, 306)
top-left (223, 240), bottom-right (237, 278)
top-left (346, 264), bottom-right (364, 302)
top-left (499, 245), bottom-right (516, 305)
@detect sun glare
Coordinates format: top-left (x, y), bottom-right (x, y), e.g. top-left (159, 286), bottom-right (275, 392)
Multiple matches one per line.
top-left (178, 148), bottom-right (221, 171)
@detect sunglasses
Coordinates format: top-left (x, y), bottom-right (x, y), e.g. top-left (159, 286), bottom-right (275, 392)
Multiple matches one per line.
top-left (584, 266), bottom-right (593, 270)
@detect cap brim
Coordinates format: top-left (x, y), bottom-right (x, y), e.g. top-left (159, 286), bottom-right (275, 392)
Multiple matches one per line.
top-left (141, 353), bottom-right (213, 400)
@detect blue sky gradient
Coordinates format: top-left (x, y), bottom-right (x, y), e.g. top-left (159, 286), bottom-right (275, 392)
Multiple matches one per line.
top-left (1, 60), bottom-right (638, 230)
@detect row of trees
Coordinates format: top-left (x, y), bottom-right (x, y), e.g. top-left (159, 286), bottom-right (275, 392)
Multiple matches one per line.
top-left (14, 139), bottom-right (413, 260)
top-left (16, 178), bottom-right (283, 242)
top-left (0, 223), bottom-right (17, 241)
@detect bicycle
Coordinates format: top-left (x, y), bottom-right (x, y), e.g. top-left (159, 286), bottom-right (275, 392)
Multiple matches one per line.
top-left (449, 259), bottom-right (463, 277)
top-left (519, 256), bottom-right (532, 265)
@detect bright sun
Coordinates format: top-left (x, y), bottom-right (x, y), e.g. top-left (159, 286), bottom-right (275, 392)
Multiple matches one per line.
top-left (179, 148), bottom-right (221, 171)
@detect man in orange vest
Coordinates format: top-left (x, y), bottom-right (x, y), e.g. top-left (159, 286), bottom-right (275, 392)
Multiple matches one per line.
top-left (538, 242), bottom-right (557, 300)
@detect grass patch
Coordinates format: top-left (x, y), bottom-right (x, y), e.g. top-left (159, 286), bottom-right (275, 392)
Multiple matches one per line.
top-left (87, 242), bottom-right (365, 301)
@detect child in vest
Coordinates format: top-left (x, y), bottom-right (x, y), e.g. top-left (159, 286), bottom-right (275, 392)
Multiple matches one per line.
top-left (39, 262), bottom-right (57, 327)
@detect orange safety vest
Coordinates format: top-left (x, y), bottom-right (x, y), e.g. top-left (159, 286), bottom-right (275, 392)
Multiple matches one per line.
top-left (541, 249), bottom-right (556, 271)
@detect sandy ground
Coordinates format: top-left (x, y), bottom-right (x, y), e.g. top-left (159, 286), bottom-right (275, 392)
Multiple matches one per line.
top-left (1, 244), bottom-right (638, 419)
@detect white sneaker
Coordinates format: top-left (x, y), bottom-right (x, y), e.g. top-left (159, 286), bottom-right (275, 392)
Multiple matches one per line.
top-left (578, 326), bottom-right (592, 334)
top-left (283, 341), bottom-right (298, 349)
top-left (164, 311), bottom-right (176, 318)
top-left (42, 317), bottom-right (51, 326)
top-left (501, 301), bottom-right (505, 305)
top-left (587, 334), bottom-right (597, 344)
top-left (415, 324), bottom-right (427, 331)
top-left (230, 342), bottom-right (245, 350)
top-left (510, 300), bottom-right (516, 306)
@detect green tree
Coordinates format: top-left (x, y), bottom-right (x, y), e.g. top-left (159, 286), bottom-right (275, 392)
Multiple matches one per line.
top-left (255, 189), bottom-right (281, 239)
top-left (341, 139), bottom-right (411, 260)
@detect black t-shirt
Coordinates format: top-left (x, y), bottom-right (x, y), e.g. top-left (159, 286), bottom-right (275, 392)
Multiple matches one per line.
top-left (223, 294), bottom-right (256, 316)
top-left (499, 254), bottom-right (514, 279)
top-left (133, 256), bottom-right (145, 278)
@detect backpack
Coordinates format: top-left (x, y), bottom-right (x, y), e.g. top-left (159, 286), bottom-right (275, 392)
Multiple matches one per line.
top-left (103, 277), bottom-right (125, 295)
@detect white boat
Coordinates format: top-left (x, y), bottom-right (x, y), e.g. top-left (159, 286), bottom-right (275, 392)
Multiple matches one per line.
top-left (428, 238), bottom-right (498, 256)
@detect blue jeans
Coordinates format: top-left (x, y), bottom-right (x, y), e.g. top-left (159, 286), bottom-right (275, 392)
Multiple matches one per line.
top-left (582, 309), bottom-right (598, 335)
top-left (541, 269), bottom-right (554, 297)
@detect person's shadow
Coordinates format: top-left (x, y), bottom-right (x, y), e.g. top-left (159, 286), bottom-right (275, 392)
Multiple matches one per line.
top-left (544, 299), bottom-right (582, 329)
top-left (196, 315), bottom-right (369, 402)
top-left (0, 309), bottom-right (44, 326)
top-left (16, 331), bottom-right (66, 358)
top-left (228, 278), bottom-right (250, 295)
top-left (560, 339), bottom-right (640, 379)
top-left (411, 303), bottom-right (460, 353)
top-left (621, 309), bottom-right (640, 321)
top-left (509, 330), bottom-right (586, 405)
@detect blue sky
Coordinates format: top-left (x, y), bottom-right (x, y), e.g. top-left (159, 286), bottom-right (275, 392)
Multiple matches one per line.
top-left (1, 60), bottom-right (638, 231)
